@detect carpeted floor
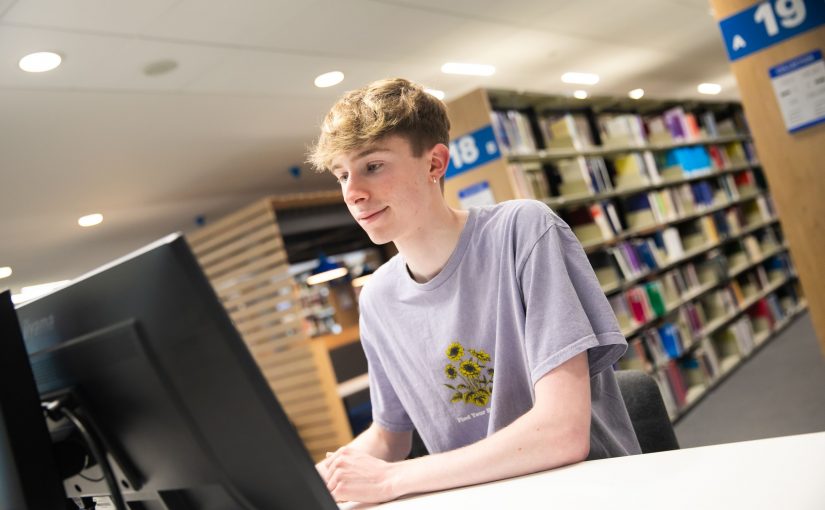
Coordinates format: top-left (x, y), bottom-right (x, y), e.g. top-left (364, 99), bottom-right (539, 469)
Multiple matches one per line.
top-left (674, 312), bottom-right (825, 448)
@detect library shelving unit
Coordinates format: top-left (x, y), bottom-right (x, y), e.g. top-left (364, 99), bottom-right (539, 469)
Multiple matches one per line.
top-left (444, 88), bottom-right (806, 422)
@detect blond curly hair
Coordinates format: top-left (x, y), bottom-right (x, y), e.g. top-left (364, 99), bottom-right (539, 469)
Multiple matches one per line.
top-left (307, 78), bottom-right (450, 172)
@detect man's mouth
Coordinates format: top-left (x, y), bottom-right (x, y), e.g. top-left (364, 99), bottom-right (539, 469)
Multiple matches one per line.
top-left (358, 207), bottom-right (388, 222)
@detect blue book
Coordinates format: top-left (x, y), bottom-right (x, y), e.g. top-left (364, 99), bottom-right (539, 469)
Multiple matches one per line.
top-left (659, 323), bottom-right (683, 359)
top-left (713, 211), bottom-right (730, 237)
top-left (634, 240), bottom-right (659, 270)
top-left (625, 193), bottom-right (652, 213)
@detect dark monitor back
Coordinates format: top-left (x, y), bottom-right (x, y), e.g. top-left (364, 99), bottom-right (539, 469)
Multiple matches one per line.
top-left (16, 234), bottom-right (337, 509)
top-left (0, 291), bottom-right (67, 510)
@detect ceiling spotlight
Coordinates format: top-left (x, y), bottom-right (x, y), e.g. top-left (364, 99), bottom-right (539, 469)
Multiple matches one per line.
top-left (18, 52), bottom-right (62, 73)
top-left (573, 90), bottom-right (588, 99)
top-left (562, 72), bottom-right (599, 85)
top-left (425, 88), bottom-right (446, 100)
top-left (314, 71), bottom-right (344, 88)
top-left (441, 63), bottom-right (496, 76)
top-left (628, 88), bottom-right (645, 100)
top-left (0, 267), bottom-right (11, 279)
top-left (697, 83), bottom-right (722, 95)
top-left (78, 213), bottom-right (103, 227)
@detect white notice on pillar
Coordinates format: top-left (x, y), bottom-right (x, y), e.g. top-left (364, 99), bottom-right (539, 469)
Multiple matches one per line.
top-left (458, 181), bottom-right (496, 209)
top-left (769, 50), bottom-right (825, 133)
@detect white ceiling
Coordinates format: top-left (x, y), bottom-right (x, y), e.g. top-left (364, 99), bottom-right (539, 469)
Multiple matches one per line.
top-left (0, 0), bottom-right (739, 293)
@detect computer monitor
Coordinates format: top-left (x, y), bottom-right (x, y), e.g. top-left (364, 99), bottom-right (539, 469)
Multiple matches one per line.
top-left (0, 290), bottom-right (68, 510)
top-left (16, 234), bottom-right (338, 509)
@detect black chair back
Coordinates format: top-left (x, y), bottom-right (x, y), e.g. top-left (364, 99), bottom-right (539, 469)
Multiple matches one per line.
top-left (615, 370), bottom-right (680, 454)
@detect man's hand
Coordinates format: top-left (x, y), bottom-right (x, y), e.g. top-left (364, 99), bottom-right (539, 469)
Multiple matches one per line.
top-left (321, 446), bottom-right (401, 503)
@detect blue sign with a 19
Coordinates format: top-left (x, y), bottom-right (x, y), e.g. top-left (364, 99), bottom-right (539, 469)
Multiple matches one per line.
top-left (719, 0), bottom-right (825, 62)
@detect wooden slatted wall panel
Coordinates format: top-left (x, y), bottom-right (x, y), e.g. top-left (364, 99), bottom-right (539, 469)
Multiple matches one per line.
top-left (186, 197), bottom-right (353, 462)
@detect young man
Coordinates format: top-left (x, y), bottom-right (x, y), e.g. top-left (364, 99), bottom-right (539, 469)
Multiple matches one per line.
top-left (307, 78), bottom-right (641, 504)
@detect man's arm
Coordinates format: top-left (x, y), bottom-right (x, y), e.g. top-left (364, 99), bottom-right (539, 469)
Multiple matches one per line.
top-left (345, 422), bottom-right (413, 462)
top-left (322, 351), bottom-right (592, 503)
top-left (315, 421), bottom-right (412, 479)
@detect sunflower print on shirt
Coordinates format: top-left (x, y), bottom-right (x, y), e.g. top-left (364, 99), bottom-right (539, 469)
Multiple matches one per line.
top-left (443, 341), bottom-right (494, 407)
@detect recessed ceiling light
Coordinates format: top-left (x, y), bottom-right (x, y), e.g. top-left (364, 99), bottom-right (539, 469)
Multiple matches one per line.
top-left (314, 71), bottom-right (344, 88)
top-left (18, 52), bottom-right (62, 73)
top-left (441, 63), bottom-right (495, 76)
top-left (425, 88), bottom-right (446, 100)
top-left (697, 83), bottom-right (722, 95)
top-left (562, 72), bottom-right (599, 85)
top-left (573, 90), bottom-right (588, 99)
top-left (0, 267), bottom-right (11, 279)
top-left (78, 213), bottom-right (103, 227)
top-left (628, 88), bottom-right (645, 100)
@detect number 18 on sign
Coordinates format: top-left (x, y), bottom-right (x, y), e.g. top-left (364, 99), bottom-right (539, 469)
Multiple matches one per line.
top-left (445, 124), bottom-right (502, 180)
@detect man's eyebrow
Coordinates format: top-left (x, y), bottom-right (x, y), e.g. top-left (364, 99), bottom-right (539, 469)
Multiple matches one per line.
top-left (330, 146), bottom-right (390, 172)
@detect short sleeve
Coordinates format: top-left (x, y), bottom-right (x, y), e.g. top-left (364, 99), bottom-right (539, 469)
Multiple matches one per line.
top-left (359, 317), bottom-right (415, 433)
top-left (518, 222), bottom-right (628, 385)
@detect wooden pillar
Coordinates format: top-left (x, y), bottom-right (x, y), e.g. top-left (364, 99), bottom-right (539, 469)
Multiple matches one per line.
top-left (444, 89), bottom-right (516, 209)
top-left (187, 193), bottom-right (353, 462)
top-left (709, 0), bottom-right (825, 355)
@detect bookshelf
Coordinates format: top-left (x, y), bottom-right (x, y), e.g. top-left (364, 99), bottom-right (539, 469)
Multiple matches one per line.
top-left (444, 88), bottom-right (806, 422)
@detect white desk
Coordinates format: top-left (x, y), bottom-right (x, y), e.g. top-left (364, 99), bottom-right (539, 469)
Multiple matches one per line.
top-left (340, 431), bottom-right (825, 509)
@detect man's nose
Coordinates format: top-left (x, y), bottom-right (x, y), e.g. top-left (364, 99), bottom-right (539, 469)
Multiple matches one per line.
top-left (344, 173), bottom-right (368, 205)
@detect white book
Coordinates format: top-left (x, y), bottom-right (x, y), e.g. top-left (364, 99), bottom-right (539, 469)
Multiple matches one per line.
top-left (604, 202), bottom-right (624, 234)
top-left (743, 235), bottom-right (762, 259)
top-left (757, 196), bottom-right (773, 220)
top-left (661, 189), bottom-right (679, 221)
top-left (630, 115), bottom-right (647, 146)
top-left (610, 247), bottom-right (635, 280)
top-left (662, 227), bottom-right (685, 261)
top-left (557, 158), bottom-right (593, 196)
top-left (642, 151), bottom-right (662, 184)
top-left (590, 203), bottom-right (615, 240)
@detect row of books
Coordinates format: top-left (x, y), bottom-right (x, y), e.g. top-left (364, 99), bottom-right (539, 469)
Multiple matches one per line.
top-left (594, 226), bottom-right (786, 303)
top-left (618, 284), bottom-right (802, 417)
top-left (507, 145), bottom-right (759, 205)
top-left (563, 191), bottom-right (774, 255)
top-left (605, 245), bottom-right (793, 335)
top-left (497, 107), bottom-right (750, 154)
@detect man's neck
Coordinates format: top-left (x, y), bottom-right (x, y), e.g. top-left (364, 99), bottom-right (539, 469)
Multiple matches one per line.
top-left (394, 204), bottom-right (470, 284)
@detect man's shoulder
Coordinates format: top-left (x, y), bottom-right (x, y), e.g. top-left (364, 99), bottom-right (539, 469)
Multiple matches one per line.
top-left (475, 199), bottom-right (567, 238)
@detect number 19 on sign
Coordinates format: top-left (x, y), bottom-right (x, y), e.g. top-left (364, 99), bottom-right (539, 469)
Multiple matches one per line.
top-left (754, 0), bottom-right (807, 36)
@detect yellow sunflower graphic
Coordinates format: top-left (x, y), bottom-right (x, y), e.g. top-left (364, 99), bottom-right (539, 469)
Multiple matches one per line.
top-left (469, 391), bottom-right (490, 407)
top-left (444, 364), bottom-right (458, 380)
top-left (441, 341), bottom-right (495, 407)
top-left (459, 360), bottom-right (481, 379)
top-left (470, 349), bottom-right (491, 363)
top-left (446, 342), bottom-right (464, 361)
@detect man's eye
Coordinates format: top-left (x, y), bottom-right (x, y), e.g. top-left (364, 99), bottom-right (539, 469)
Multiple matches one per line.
top-left (366, 162), bottom-right (383, 172)
top-left (336, 174), bottom-right (348, 184)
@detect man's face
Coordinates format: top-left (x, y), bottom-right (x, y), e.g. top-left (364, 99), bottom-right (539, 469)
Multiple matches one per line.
top-left (330, 135), bottom-right (434, 245)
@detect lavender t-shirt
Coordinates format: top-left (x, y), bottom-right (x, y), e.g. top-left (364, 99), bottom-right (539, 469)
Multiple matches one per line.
top-left (358, 199), bottom-right (641, 459)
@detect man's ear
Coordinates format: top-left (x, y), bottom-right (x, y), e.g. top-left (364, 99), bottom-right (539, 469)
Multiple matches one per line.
top-left (428, 143), bottom-right (450, 181)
